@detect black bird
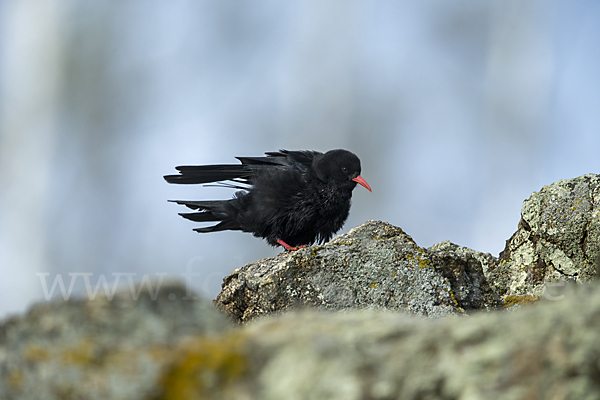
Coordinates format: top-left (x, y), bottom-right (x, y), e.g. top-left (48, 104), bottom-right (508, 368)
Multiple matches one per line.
top-left (164, 149), bottom-right (371, 251)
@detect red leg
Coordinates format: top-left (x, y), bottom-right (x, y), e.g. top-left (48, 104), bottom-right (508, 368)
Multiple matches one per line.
top-left (277, 239), bottom-right (307, 251)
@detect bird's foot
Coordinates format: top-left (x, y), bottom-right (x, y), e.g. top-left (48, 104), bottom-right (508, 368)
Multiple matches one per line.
top-left (277, 239), bottom-right (306, 251)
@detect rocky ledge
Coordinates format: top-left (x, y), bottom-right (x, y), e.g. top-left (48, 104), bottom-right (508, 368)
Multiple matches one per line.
top-left (215, 220), bottom-right (499, 322)
top-left (0, 174), bottom-right (599, 399)
top-left (215, 173), bottom-right (600, 322)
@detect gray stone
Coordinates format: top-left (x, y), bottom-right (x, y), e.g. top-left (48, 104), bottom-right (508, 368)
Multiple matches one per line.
top-left (488, 174), bottom-right (600, 304)
top-left (215, 220), bottom-right (498, 323)
top-left (4, 280), bottom-right (600, 400)
top-left (429, 240), bottom-right (497, 277)
top-left (0, 282), bottom-right (231, 400)
top-left (241, 283), bottom-right (600, 400)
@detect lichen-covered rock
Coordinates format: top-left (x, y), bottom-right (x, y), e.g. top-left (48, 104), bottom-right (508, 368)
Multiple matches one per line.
top-left (0, 278), bottom-right (600, 400)
top-left (4, 175), bottom-right (600, 399)
top-left (489, 174), bottom-right (600, 303)
top-left (215, 220), bottom-right (498, 323)
top-left (3, 177), bottom-right (600, 400)
top-left (239, 283), bottom-right (600, 400)
top-left (0, 283), bottom-right (231, 400)
top-left (429, 240), bottom-right (497, 277)
top-left (5, 280), bottom-right (600, 400)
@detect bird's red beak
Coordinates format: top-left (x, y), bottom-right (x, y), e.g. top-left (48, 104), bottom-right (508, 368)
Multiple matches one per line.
top-left (352, 175), bottom-right (372, 192)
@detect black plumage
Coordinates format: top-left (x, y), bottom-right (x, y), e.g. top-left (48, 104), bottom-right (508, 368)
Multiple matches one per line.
top-left (164, 149), bottom-right (371, 250)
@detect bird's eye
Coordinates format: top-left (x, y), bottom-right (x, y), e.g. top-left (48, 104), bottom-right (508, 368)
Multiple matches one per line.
top-left (341, 167), bottom-right (348, 172)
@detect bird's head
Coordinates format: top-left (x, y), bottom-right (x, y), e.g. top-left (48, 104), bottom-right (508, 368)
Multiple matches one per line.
top-left (314, 149), bottom-right (372, 192)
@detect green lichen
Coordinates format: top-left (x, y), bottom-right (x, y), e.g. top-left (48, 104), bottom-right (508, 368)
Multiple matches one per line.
top-left (24, 344), bottom-right (50, 362)
top-left (61, 338), bottom-right (97, 366)
top-left (443, 286), bottom-right (459, 307)
top-left (417, 256), bottom-right (432, 269)
top-left (372, 226), bottom-right (404, 240)
top-left (337, 240), bottom-right (359, 247)
top-left (7, 369), bottom-right (22, 390)
top-left (310, 246), bottom-right (321, 258)
top-left (155, 334), bottom-right (248, 400)
top-left (503, 295), bottom-right (540, 308)
top-left (403, 250), bottom-right (433, 269)
top-left (415, 249), bottom-right (433, 269)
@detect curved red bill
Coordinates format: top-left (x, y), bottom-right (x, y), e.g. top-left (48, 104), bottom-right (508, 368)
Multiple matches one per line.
top-left (352, 175), bottom-right (372, 192)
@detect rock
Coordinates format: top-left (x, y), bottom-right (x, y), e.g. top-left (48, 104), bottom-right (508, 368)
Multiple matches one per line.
top-left (214, 174), bottom-right (600, 319)
top-left (215, 220), bottom-right (498, 323)
top-left (488, 174), bottom-right (600, 304)
top-left (429, 240), bottom-right (497, 277)
top-left (237, 283), bottom-right (600, 400)
top-left (3, 281), bottom-right (600, 399)
top-left (0, 282), bottom-right (231, 400)
top-left (3, 174), bottom-right (600, 399)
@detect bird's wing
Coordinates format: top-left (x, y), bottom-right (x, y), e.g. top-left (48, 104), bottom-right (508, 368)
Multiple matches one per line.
top-left (266, 150), bottom-right (320, 166)
top-left (164, 150), bottom-right (321, 186)
top-left (237, 150), bottom-right (319, 167)
top-left (265, 150), bottom-right (322, 175)
top-left (233, 150), bottom-right (320, 180)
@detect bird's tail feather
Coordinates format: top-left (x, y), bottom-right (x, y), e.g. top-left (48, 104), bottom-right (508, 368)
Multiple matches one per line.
top-left (169, 199), bottom-right (241, 232)
top-left (178, 212), bottom-right (220, 222)
top-left (168, 200), bottom-right (223, 210)
top-left (193, 220), bottom-right (239, 232)
top-left (164, 164), bottom-right (252, 185)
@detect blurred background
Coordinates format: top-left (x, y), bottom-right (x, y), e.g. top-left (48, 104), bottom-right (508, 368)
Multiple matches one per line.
top-left (1, 0), bottom-right (599, 317)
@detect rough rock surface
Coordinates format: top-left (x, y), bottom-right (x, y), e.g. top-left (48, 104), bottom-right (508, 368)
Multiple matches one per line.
top-left (214, 174), bottom-right (600, 321)
top-left (429, 240), bottom-right (497, 277)
top-left (2, 282), bottom-right (600, 399)
top-left (215, 220), bottom-right (499, 323)
top-left (0, 283), bottom-right (231, 400)
top-left (489, 174), bottom-right (600, 302)
top-left (241, 284), bottom-right (600, 400)
top-left (2, 174), bottom-right (600, 399)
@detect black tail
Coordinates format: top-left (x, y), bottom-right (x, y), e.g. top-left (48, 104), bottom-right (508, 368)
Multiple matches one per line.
top-left (164, 164), bottom-right (252, 185)
top-left (168, 200), bottom-right (241, 232)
